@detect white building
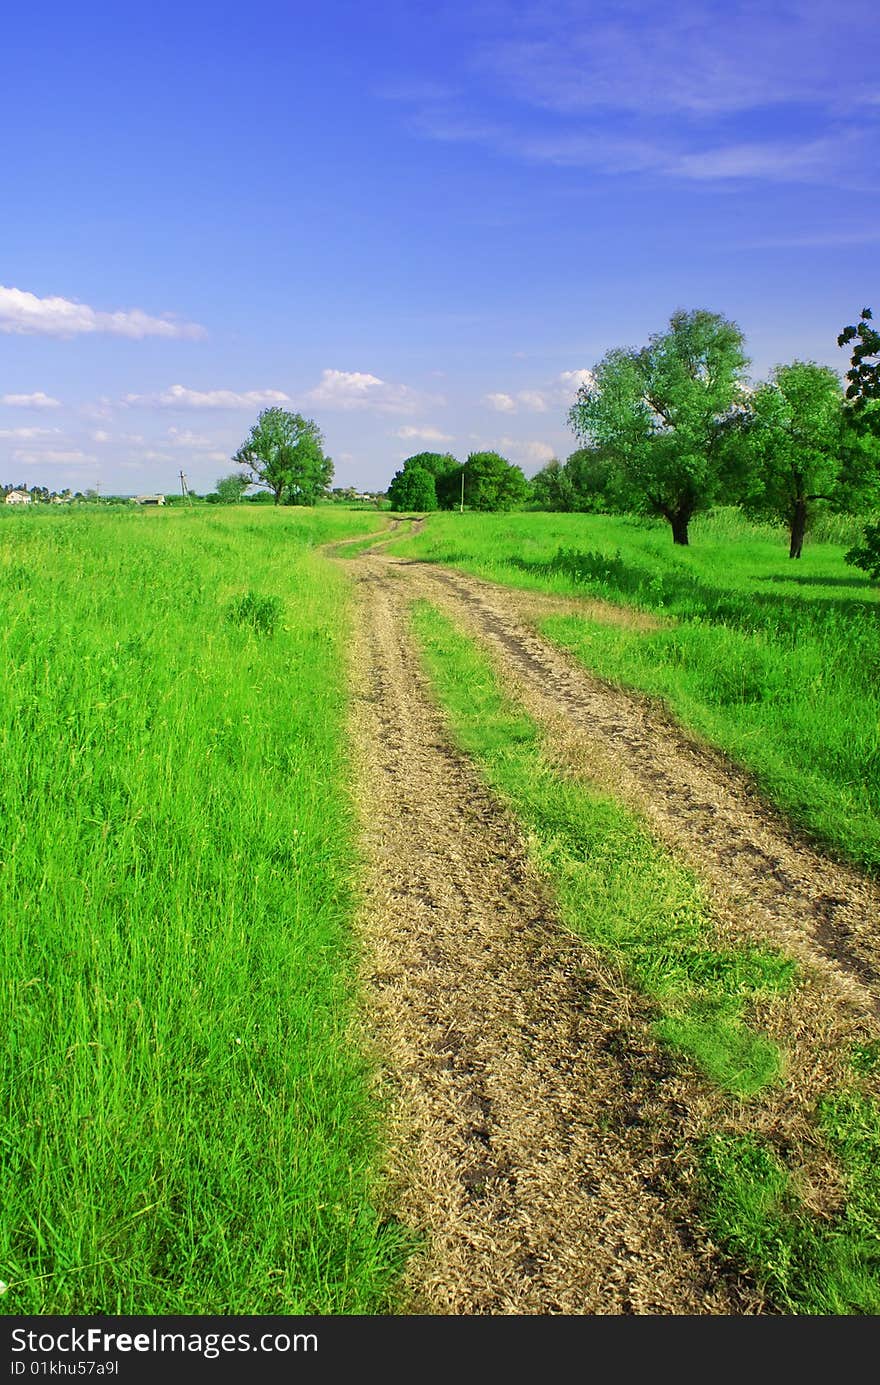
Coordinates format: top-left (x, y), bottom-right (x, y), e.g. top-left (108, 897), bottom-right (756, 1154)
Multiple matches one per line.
top-left (4, 490), bottom-right (32, 505)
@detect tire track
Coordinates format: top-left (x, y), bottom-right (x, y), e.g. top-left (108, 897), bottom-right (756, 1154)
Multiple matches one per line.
top-left (343, 560), bottom-right (760, 1315)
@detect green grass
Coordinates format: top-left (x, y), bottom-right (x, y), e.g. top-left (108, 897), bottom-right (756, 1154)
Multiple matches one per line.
top-left (391, 509), bottom-right (880, 873)
top-left (411, 597), bottom-right (880, 1314)
top-left (410, 599), bottom-right (793, 1095)
top-left (0, 504), bottom-right (407, 1314)
top-left (702, 1090), bottom-right (880, 1314)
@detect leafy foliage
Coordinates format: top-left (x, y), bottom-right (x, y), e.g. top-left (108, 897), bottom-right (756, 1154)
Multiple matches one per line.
top-left (461, 451), bottom-right (530, 512)
top-left (740, 361), bottom-right (845, 558)
top-left (839, 308), bottom-right (880, 411)
top-left (568, 308), bottom-right (750, 544)
top-left (233, 408), bottom-right (333, 505)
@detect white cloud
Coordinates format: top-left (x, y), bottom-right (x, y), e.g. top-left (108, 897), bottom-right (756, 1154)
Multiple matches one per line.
top-left (517, 390), bottom-right (549, 412)
top-left (304, 368), bottom-right (430, 416)
top-left (0, 426), bottom-right (61, 439)
top-left (495, 436), bottom-right (556, 467)
top-left (91, 430), bottom-right (111, 443)
top-left (484, 392), bottom-right (517, 412)
top-left (167, 427), bottom-right (215, 448)
top-left (2, 391), bottom-right (62, 408)
top-left (393, 424), bottom-right (453, 442)
top-left (124, 384), bottom-right (291, 410)
top-left (559, 369), bottom-right (596, 394)
top-left (0, 286), bottom-right (206, 340)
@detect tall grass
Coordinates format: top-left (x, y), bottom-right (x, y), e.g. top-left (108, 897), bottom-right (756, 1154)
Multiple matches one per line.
top-left (0, 506), bottom-right (407, 1314)
top-left (392, 510), bottom-right (880, 872)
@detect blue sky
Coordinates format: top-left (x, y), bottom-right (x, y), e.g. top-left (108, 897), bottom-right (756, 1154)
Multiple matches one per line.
top-left (1, 0), bottom-right (877, 495)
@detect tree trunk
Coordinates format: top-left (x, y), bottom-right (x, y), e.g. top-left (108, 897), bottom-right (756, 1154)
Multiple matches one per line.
top-left (671, 509), bottom-right (690, 545)
top-left (789, 498), bottom-right (807, 559)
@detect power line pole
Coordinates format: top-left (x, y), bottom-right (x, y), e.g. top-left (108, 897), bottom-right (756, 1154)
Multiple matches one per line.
top-left (460, 467), bottom-right (465, 514)
top-left (180, 470), bottom-right (193, 506)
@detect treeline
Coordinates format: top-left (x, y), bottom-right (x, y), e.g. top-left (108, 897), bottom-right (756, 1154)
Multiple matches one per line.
top-left (542, 309), bottom-right (880, 557)
top-left (387, 450), bottom-right (530, 513)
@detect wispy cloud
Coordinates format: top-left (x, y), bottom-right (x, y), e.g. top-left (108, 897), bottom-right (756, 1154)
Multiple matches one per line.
top-left (484, 392), bottom-right (517, 412)
top-left (124, 385), bottom-right (290, 409)
top-left (386, 3), bottom-right (878, 188)
top-left (0, 426), bottom-right (61, 439)
top-left (166, 427), bottom-right (216, 448)
top-left (393, 424), bottom-right (453, 442)
top-left (2, 391), bottom-right (62, 408)
top-left (0, 286), bottom-right (206, 340)
top-left (13, 448), bottom-right (96, 466)
top-left (484, 372), bottom-right (594, 414)
top-left (481, 2), bottom-right (879, 117)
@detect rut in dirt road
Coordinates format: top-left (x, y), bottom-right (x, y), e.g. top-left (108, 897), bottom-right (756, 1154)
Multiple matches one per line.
top-left (391, 555), bottom-right (880, 1020)
top-left (344, 560), bottom-right (760, 1315)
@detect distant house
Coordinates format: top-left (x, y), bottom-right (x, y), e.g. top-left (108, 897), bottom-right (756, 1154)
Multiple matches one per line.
top-left (4, 490), bottom-right (32, 505)
top-left (134, 494), bottom-right (165, 506)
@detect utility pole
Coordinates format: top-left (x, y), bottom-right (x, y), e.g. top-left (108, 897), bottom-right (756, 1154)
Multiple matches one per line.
top-left (460, 467), bottom-right (465, 514)
top-left (180, 470), bottom-right (193, 506)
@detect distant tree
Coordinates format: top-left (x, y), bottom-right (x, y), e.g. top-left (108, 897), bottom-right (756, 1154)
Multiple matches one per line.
top-left (215, 473), bottom-right (250, 504)
top-left (233, 408), bottom-right (333, 505)
top-left (740, 362), bottom-right (846, 558)
top-left (568, 309), bottom-right (750, 544)
top-left (460, 451), bottom-right (530, 512)
top-left (387, 464), bottom-right (438, 511)
top-left (529, 458), bottom-right (575, 511)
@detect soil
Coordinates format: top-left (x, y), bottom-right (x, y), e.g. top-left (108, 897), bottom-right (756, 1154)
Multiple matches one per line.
top-left (336, 536), bottom-right (880, 1316)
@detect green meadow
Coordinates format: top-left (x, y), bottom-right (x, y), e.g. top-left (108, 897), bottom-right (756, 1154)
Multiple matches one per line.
top-left (0, 505), bottom-right (408, 1314)
top-left (391, 508), bottom-right (880, 873)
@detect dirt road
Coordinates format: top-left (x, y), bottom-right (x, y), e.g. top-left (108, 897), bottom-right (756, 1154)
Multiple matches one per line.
top-left (339, 540), bottom-right (880, 1314)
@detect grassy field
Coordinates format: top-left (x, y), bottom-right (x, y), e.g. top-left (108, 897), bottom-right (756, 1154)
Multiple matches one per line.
top-left (391, 508), bottom-right (880, 873)
top-left (0, 505), bottom-right (409, 1314)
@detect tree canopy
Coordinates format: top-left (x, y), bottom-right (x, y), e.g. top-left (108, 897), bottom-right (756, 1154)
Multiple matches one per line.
top-left (568, 308), bottom-right (750, 543)
top-left (214, 473), bottom-right (250, 504)
top-left (233, 409), bottom-right (332, 505)
top-left (838, 308), bottom-right (880, 413)
top-left (387, 463), bottom-right (437, 511)
top-left (461, 451), bottom-right (530, 511)
top-left (386, 451), bottom-right (457, 511)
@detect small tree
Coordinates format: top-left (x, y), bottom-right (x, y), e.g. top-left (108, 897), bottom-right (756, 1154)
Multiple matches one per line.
top-left (568, 309), bottom-right (750, 544)
top-left (741, 362), bottom-right (845, 558)
top-left (233, 408), bottom-right (332, 505)
top-left (215, 473), bottom-right (250, 504)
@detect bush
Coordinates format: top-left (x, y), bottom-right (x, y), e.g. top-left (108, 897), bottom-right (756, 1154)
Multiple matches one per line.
top-left (224, 591), bottom-right (283, 635)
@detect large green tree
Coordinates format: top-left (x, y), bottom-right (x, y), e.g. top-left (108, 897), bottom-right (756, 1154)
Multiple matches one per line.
top-left (233, 409), bottom-right (332, 505)
top-left (568, 309), bottom-right (750, 544)
top-left (386, 463), bottom-right (437, 511)
top-left (386, 451), bottom-right (458, 510)
top-left (461, 451), bottom-right (530, 512)
top-left (741, 362), bottom-right (845, 558)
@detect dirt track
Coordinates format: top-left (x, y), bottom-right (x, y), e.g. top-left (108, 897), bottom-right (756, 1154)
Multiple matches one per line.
top-left (338, 537), bottom-right (880, 1315)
